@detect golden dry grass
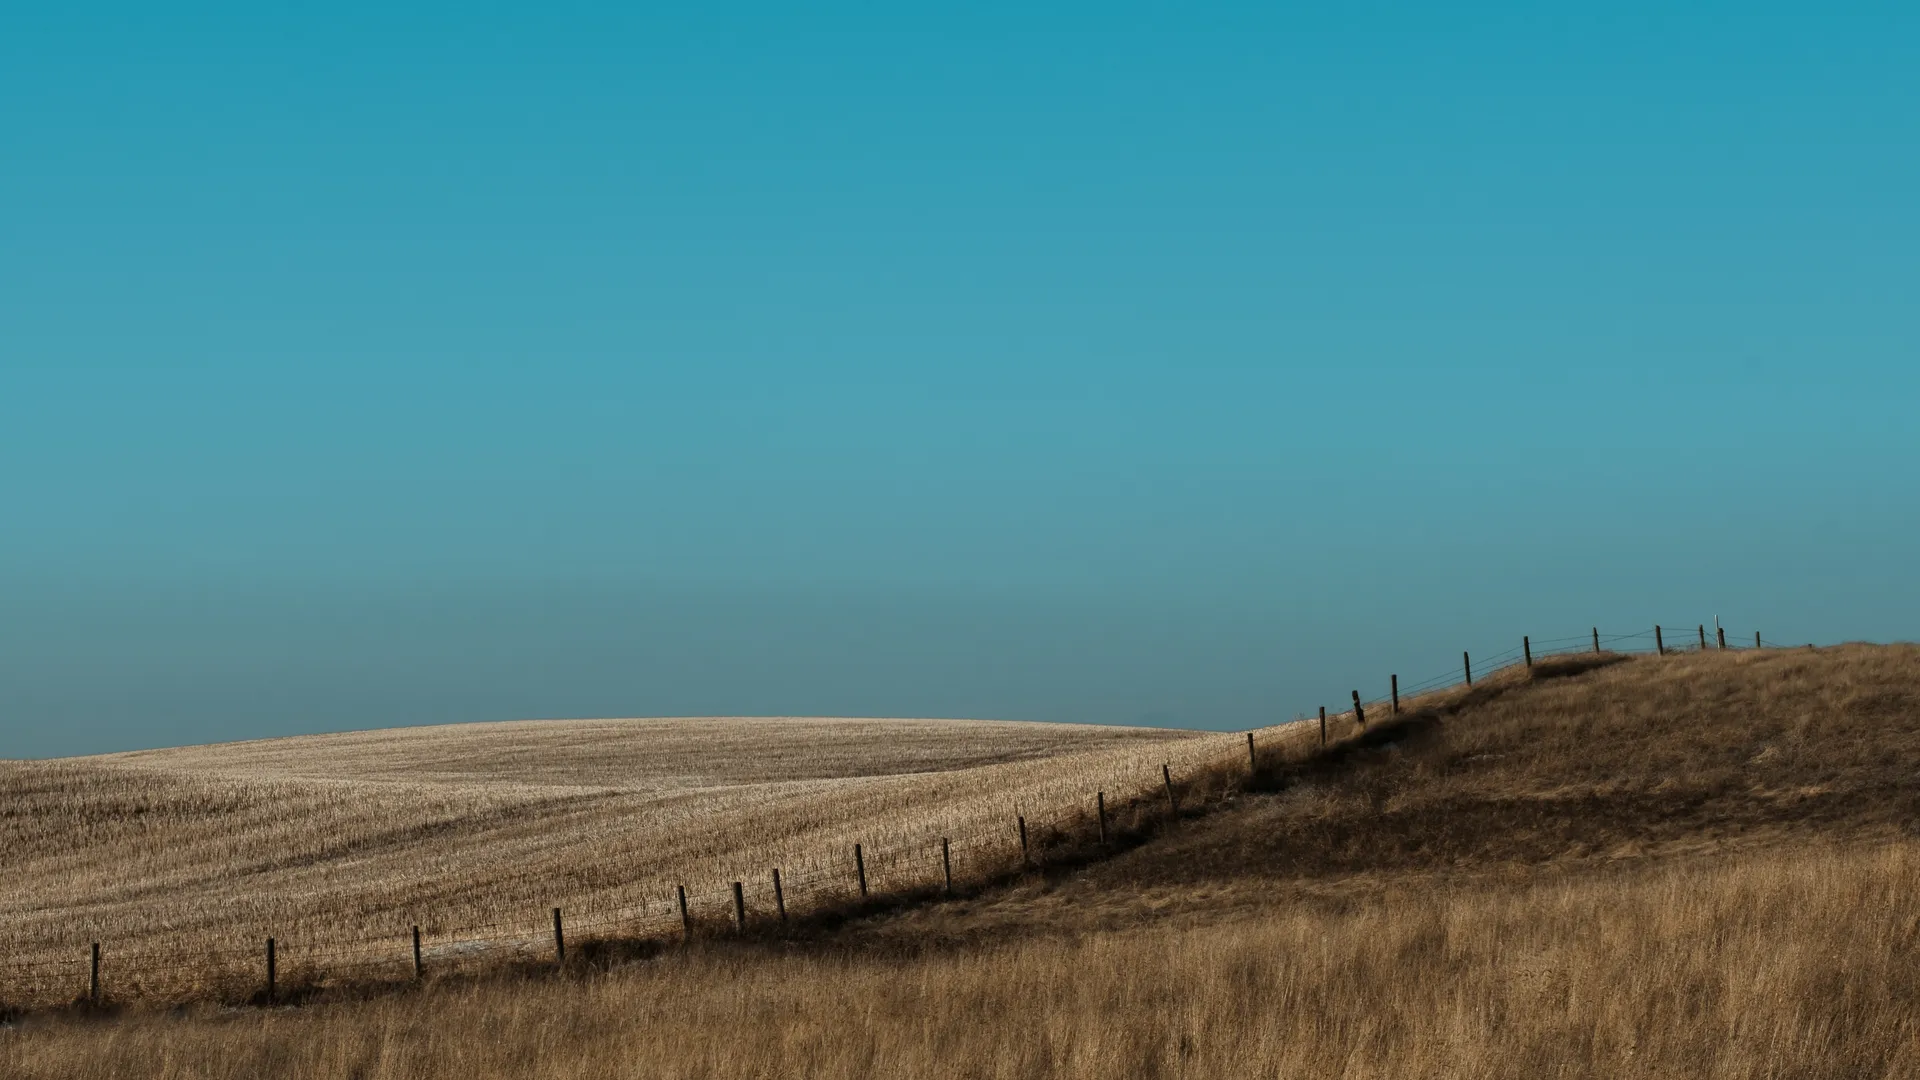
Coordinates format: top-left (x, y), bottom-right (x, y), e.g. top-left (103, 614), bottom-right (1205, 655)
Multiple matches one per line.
top-left (4, 839), bottom-right (1914, 1079)
top-left (5, 642), bottom-right (1917, 1076)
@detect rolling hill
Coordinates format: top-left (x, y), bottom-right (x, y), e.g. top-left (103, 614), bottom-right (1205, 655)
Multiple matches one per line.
top-left (5, 642), bottom-right (1918, 1078)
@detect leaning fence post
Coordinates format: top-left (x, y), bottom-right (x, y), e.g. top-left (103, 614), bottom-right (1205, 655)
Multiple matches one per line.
top-left (1524, 636), bottom-right (1532, 668)
top-left (90, 942), bottom-right (99, 1004)
top-left (1351, 690), bottom-right (1365, 729)
top-left (677, 885), bottom-right (692, 940)
top-left (732, 882), bottom-right (746, 931)
top-left (1163, 764), bottom-right (1178, 813)
top-left (941, 837), bottom-right (953, 894)
top-left (1655, 625), bottom-right (1665, 655)
top-left (412, 925), bottom-right (422, 980)
top-left (266, 937), bottom-right (276, 1004)
top-left (552, 907), bottom-right (565, 966)
top-left (1717, 626), bottom-right (1726, 650)
top-left (1319, 706), bottom-right (1327, 746)
top-left (773, 869), bottom-right (787, 921)
top-left (854, 843), bottom-right (868, 897)
top-left (1391, 675), bottom-right (1399, 714)
top-left (1464, 651), bottom-right (1472, 686)
top-left (1096, 792), bottom-right (1108, 845)
top-left (1593, 627), bottom-right (1600, 653)
top-left (1017, 815), bottom-right (1030, 866)
top-left (1246, 732), bottom-right (1256, 775)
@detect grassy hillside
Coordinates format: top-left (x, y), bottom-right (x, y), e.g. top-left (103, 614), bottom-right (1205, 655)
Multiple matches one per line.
top-left (6, 644), bottom-right (1918, 1077)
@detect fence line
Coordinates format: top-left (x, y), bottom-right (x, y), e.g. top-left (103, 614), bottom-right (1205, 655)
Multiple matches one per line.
top-left (0, 622), bottom-right (1775, 1008)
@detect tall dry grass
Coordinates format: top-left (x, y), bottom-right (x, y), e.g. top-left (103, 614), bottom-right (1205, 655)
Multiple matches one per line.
top-left (5, 838), bottom-right (1913, 1079)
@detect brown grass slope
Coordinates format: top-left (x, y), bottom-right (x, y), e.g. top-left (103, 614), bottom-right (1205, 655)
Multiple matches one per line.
top-left (6, 643), bottom-right (1920, 1078)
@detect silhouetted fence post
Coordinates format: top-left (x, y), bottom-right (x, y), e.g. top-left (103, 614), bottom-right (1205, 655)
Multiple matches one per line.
top-left (1655, 625), bottom-right (1665, 655)
top-left (677, 885), bottom-right (691, 940)
top-left (773, 869), bottom-right (787, 921)
top-left (1756, 631), bottom-right (1762, 649)
top-left (1593, 627), bottom-right (1600, 653)
top-left (1717, 626), bottom-right (1726, 650)
top-left (732, 882), bottom-right (746, 931)
top-left (1351, 690), bottom-right (1365, 729)
top-left (1096, 792), bottom-right (1108, 845)
top-left (1319, 706), bottom-right (1327, 746)
top-left (1246, 732), bottom-right (1256, 775)
top-left (1464, 651), bottom-right (1472, 686)
top-left (854, 844), bottom-right (868, 897)
top-left (1017, 816), bottom-right (1030, 866)
top-left (90, 943), bottom-right (99, 1004)
top-left (1391, 675), bottom-right (1399, 714)
top-left (552, 907), bottom-right (565, 966)
top-left (1699, 625), bottom-right (1707, 650)
top-left (1524, 636), bottom-right (1532, 668)
top-left (1163, 764), bottom-right (1178, 813)
top-left (412, 926), bottom-right (422, 980)
top-left (265, 937), bottom-right (276, 1004)
top-left (941, 837), bottom-right (953, 894)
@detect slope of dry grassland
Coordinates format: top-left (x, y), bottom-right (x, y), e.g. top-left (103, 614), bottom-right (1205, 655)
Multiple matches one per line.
top-left (5, 643), bottom-right (1918, 1078)
top-left (7, 840), bottom-right (1914, 1079)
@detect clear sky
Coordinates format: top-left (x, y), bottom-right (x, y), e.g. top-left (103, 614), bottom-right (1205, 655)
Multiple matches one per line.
top-left (3, 3), bottom-right (1916, 757)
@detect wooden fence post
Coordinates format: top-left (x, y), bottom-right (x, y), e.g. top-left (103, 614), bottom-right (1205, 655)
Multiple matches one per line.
top-left (90, 942), bottom-right (99, 1004)
top-left (1351, 690), bottom-right (1365, 729)
top-left (1319, 706), bottom-right (1327, 746)
top-left (552, 907), bottom-right (565, 966)
top-left (1017, 816), bottom-right (1030, 866)
top-left (773, 869), bottom-right (787, 921)
top-left (1096, 792), bottom-right (1108, 845)
top-left (1246, 732), bottom-right (1256, 775)
top-left (941, 837), bottom-right (953, 895)
top-left (412, 925), bottom-right (422, 981)
top-left (1655, 625), bottom-right (1664, 655)
top-left (1464, 651), bottom-right (1472, 686)
top-left (1163, 764), bottom-right (1178, 813)
top-left (677, 885), bottom-right (691, 940)
top-left (1717, 626), bottom-right (1726, 650)
top-left (732, 882), bottom-right (746, 931)
top-left (855, 843), bottom-right (868, 897)
top-left (1699, 625), bottom-right (1707, 650)
top-left (1524, 636), bottom-right (1532, 668)
top-left (1391, 675), bottom-right (1399, 714)
top-left (1593, 627), bottom-right (1600, 653)
top-left (266, 937), bottom-right (276, 1004)
top-left (1756, 631), bottom-right (1762, 649)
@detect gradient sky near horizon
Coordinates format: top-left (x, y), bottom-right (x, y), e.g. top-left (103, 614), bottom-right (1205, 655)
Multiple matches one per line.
top-left (3, 3), bottom-right (1917, 757)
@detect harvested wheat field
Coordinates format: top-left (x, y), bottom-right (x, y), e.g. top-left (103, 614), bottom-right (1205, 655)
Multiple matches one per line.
top-left (0, 714), bottom-right (1260, 1003)
top-left (6, 642), bottom-right (1920, 1078)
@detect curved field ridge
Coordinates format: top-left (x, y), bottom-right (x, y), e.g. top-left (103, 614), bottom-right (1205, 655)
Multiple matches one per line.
top-left (0, 715), bottom-right (1257, 1003)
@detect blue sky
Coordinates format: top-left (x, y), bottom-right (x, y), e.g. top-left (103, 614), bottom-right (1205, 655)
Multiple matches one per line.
top-left (3, 3), bottom-right (1916, 756)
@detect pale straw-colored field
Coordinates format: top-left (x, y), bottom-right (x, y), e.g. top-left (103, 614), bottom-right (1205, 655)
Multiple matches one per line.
top-left (0, 715), bottom-right (1306, 1004)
